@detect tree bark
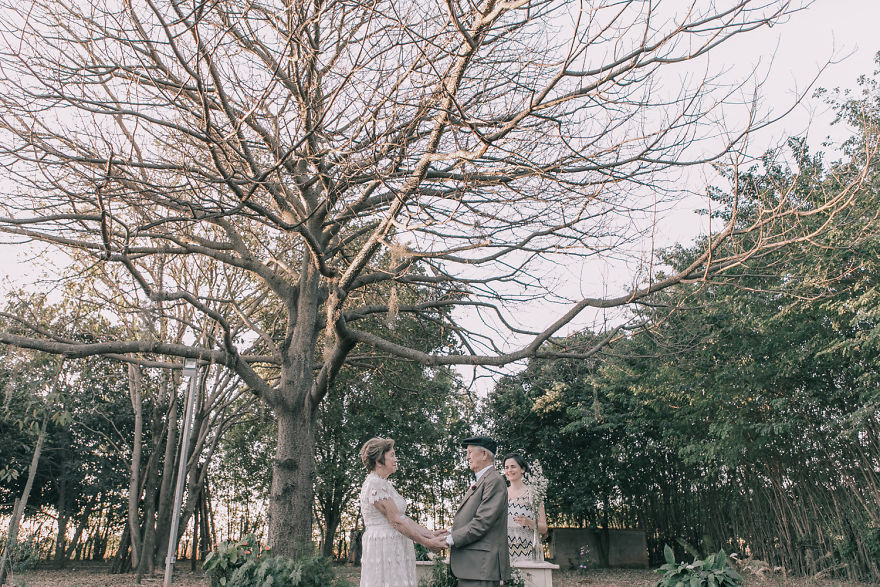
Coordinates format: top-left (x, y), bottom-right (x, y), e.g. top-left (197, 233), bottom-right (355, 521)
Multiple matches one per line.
top-left (268, 403), bottom-right (317, 557)
top-left (267, 262), bottom-right (322, 556)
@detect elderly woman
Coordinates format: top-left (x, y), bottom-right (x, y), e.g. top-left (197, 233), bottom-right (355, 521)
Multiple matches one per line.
top-left (358, 437), bottom-right (447, 587)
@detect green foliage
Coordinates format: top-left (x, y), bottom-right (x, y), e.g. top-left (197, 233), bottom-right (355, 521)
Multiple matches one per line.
top-left (0, 292), bottom-right (136, 527)
top-left (488, 331), bottom-right (622, 530)
top-left (504, 568), bottom-right (527, 587)
top-left (227, 552), bottom-right (349, 587)
top-left (414, 543), bottom-right (431, 561)
top-left (227, 555), bottom-right (302, 587)
top-left (203, 534), bottom-right (265, 586)
top-left (203, 536), bottom-right (349, 587)
top-left (418, 558), bottom-right (456, 587)
top-left (655, 545), bottom-right (743, 587)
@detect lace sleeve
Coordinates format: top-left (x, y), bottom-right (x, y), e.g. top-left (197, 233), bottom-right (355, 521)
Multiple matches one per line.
top-left (363, 475), bottom-right (393, 505)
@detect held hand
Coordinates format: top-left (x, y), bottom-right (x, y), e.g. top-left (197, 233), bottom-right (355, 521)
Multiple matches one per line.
top-left (432, 528), bottom-right (450, 537)
top-left (513, 515), bottom-right (534, 529)
top-left (426, 535), bottom-right (448, 553)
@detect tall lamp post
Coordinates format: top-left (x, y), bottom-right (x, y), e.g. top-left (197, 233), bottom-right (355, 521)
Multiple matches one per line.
top-left (163, 358), bottom-right (199, 587)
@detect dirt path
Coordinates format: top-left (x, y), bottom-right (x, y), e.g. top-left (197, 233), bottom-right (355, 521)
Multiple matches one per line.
top-left (8, 564), bottom-right (869, 586)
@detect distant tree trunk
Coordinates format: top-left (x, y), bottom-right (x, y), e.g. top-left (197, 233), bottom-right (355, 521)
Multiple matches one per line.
top-left (53, 481), bottom-right (69, 568)
top-left (127, 363), bottom-right (144, 571)
top-left (598, 494), bottom-right (611, 567)
top-left (153, 378), bottom-right (179, 569)
top-left (136, 398), bottom-right (166, 579)
top-left (0, 412), bottom-right (48, 586)
top-left (321, 508), bottom-right (342, 559)
top-left (190, 494), bottom-right (199, 571)
top-left (199, 488), bottom-right (212, 560)
top-left (111, 523), bottom-right (131, 573)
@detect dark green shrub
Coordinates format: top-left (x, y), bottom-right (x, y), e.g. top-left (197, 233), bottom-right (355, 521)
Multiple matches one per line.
top-left (204, 537), bottom-right (348, 587)
top-left (655, 544), bottom-right (744, 587)
top-left (297, 552), bottom-right (342, 587)
top-left (227, 555), bottom-right (302, 586)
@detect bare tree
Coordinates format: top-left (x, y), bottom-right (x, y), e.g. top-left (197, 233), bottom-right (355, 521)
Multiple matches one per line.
top-left (0, 0), bottom-right (873, 556)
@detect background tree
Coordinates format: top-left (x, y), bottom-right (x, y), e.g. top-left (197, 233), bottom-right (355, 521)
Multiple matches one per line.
top-left (488, 66), bottom-right (880, 581)
top-left (0, 0), bottom-right (874, 555)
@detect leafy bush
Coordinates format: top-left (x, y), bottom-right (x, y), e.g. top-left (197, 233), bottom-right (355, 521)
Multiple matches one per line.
top-left (297, 552), bottom-right (345, 587)
top-left (203, 534), bottom-right (264, 586)
top-left (228, 555), bottom-right (301, 586)
top-left (655, 544), bottom-right (744, 587)
top-left (203, 536), bottom-right (348, 587)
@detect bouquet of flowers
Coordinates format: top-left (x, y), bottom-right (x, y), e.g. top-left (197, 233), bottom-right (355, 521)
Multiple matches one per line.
top-left (524, 460), bottom-right (548, 561)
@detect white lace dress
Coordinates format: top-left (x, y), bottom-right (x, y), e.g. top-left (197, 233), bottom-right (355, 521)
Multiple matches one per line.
top-left (359, 472), bottom-right (417, 587)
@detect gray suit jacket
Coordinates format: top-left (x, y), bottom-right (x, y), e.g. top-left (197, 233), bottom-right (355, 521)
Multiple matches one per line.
top-left (449, 466), bottom-right (511, 582)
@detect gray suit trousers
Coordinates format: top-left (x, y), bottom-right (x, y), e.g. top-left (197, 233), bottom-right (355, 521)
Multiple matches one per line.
top-left (456, 581), bottom-right (500, 587)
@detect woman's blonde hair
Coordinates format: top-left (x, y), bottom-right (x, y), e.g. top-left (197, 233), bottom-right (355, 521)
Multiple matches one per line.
top-left (360, 437), bottom-right (395, 471)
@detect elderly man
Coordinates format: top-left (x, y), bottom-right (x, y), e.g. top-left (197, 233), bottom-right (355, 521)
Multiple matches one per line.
top-left (446, 436), bottom-right (511, 587)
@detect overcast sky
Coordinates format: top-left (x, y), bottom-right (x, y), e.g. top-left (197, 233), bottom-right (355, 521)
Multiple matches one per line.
top-left (728, 0), bottom-right (880, 146)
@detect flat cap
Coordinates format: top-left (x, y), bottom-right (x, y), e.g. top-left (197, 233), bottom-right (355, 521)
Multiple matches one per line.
top-left (461, 436), bottom-right (497, 454)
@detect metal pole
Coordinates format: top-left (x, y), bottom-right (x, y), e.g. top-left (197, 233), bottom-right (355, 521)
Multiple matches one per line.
top-left (164, 360), bottom-right (199, 587)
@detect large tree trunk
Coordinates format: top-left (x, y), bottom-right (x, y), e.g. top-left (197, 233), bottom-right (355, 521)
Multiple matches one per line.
top-left (268, 402), bottom-right (317, 558)
top-left (267, 263), bottom-right (322, 557)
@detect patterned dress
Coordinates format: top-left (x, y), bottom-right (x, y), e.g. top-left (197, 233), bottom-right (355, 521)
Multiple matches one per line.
top-left (359, 473), bottom-right (417, 587)
top-left (507, 489), bottom-right (538, 561)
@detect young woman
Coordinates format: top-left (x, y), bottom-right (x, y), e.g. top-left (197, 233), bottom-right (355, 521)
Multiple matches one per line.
top-left (502, 453), bottom-right (548, 561)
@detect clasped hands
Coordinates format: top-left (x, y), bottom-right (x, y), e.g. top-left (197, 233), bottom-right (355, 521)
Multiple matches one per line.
top-left (425, 528), bottom-right (450, 552)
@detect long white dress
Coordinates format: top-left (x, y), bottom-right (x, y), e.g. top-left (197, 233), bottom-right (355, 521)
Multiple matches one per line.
top-left (359, 472), bottom-right (417, 587)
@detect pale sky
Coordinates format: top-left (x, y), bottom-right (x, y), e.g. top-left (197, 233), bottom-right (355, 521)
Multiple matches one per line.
top-left (724, 0), bottom-right (880, 147)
